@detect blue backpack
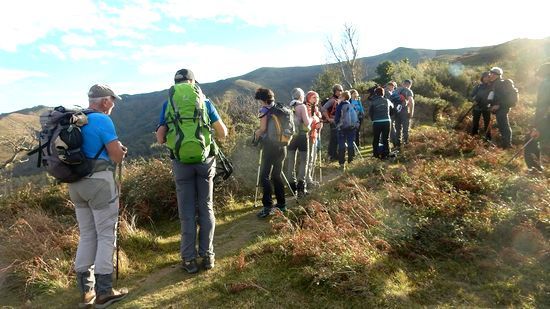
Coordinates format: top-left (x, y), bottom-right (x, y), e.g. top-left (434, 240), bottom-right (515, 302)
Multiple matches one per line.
top-left (338, 101), bottom-right (359, 130)
top-left (389, 91), bottom-right (405, 106)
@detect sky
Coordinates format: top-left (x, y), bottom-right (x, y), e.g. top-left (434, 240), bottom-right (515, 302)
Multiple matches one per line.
top-left (0, 0), bottom-right (548, 114)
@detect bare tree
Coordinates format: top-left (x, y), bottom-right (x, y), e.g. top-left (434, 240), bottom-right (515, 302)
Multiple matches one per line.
top-left (326, 24), bottom-right (363, 89)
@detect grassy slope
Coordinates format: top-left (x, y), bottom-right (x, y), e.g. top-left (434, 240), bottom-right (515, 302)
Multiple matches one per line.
top-left (2, 127), bottom-right (549, 308)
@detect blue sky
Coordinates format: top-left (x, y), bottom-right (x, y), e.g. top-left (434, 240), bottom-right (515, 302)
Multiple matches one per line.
top-left (0, 0), bottom-right (548, 114)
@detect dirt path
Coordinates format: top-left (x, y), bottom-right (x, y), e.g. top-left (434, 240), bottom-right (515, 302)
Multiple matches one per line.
top-left (118, 164), bottom-right (344, 307)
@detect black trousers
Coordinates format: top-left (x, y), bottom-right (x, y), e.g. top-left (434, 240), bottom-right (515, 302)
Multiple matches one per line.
top-left (471, 109), bottom-right (491, 139)
top-left (372, 121), bottom-right (390, 158)
top-left (328, 123), bottom-right (338, 161)
top-left (260, 142), bottom-right (287, 208)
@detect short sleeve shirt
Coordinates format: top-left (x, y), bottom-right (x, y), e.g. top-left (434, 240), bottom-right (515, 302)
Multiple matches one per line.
top-left (81, 112), bottom-right (118, 161)
top-left (159, 99), bottom-right (221, 126)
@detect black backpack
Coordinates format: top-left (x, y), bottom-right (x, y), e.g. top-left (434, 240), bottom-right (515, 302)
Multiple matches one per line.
top-left (28, 106), bottom-right (105, 183)
top-left (496, 79), bottom-right (519, 108)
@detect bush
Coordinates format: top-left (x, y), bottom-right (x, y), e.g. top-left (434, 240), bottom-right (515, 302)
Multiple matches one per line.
top-left (122, 158), bottom-right (177, 222)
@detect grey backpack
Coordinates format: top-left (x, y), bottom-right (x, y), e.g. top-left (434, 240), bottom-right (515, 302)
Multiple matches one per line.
top-left (28, 106), bottom-right (104, 183)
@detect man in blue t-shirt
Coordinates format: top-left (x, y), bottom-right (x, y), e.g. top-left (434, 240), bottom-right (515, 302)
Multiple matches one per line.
top-left (68, 84), bottom-right (128, 308)
top-left (156, 69), bottom-right (228, 274)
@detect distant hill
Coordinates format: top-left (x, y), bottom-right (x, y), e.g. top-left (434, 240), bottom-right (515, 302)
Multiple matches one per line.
top-left (3, 38), bottom-right (549, 176)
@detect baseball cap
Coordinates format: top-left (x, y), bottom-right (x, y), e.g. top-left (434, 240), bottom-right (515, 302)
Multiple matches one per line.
top-left (490, 67), bottom-right (503, 75)
top-left (404, 79), bottom-right (412, 84)
top-left (174, 68), bottom-right (195, 83)
top-left (88, 84), bottom-right (121, 100)
top-left (386, 81), bottom-right (397, 87)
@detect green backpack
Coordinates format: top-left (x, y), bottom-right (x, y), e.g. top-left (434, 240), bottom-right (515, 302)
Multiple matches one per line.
top-left (165, 83), bottom-right (213, 164)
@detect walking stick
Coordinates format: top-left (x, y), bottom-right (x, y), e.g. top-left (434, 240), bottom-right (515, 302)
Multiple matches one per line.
top-left (454, 104), bottom-right (474, 129)
top-left (353, 142), bottom-right (363, 159)
top-left (281, 172), bottom-right (297, 199)
top-left (253, 148), bottom-right (262, 208)
top-left (505, 136), bottom-right (535, 167)
top-left (115, 160), bottom-right (123, 285)
top-left (318, 135), bottom-right (323, 183)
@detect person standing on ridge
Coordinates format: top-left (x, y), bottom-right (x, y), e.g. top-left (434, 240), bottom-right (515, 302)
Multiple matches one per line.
top-left (321, 84), bottom-right (343, 162)
top-left (254, 88), bottom-right (288, 218)
top-left (305, 90), bottom-right (323, 187)
top-left (488, 66), bottom-right (517, 149)
top-left (368, 86), bottom-right (394, 159)
top-left (393, 79), bottom-right (414, 149)
top-left (470, 71), bottom-right (493, 141)
top-left (156, 68), bottom-right (228, 274)
top-left (70, 84), bottom-right (128, 308)
top-left (334, 90), bottom-right (357, 170)
top-left (286, 87), bottom-right (312, 197)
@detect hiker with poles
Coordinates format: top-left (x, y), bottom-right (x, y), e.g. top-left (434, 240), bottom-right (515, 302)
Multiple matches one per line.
top-left (155, 69), bottom-right (228, 274)
top-left (523, 62), bottom-right (550, 173)
top-left (69, 84), bottom-right (128, 308)
top-left (286, 88), bottom-right (312, 198)
top-left (253, 88), bottom-right (293, 218)
top-left (470, 71), bottom-right (493, 142)
top-left (305, 90), bottom-right (323, 188)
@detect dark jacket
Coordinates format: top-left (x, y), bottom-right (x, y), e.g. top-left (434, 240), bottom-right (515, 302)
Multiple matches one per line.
top-left (368, 96), bottom-right (393, 122)
top-left (471, 82), bottom-right (492, 111)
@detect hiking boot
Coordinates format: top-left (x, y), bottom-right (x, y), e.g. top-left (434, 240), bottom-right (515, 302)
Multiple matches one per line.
top-left (201, 256), bottom-right (215, 270)
top-left (297, 181), bottom-right (307, 198)
top-left (276, 204), bottom-right (287, 212)
top-left (181, 259), bottom-right (199, 274)
top-left (257, 207), bottom-right (274, 219)
top-left (95, 288), bottom-right (128, 309)
top-left (289, 182), bottom-right (297, 193)
top-left (78, 291), bottom-right (96, 309)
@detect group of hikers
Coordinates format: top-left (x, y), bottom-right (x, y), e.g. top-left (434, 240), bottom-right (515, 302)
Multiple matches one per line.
top-left (252, 78), bottom-right (416, 218)
top-left (469, 66), bottom-right (549, 172)
top-left (44, 62), bottom-right (548, 307)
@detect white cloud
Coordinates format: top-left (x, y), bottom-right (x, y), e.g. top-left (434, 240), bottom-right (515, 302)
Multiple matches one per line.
top-left (168, 24), bottom-right (186, 33)
top-left (39, 45), bottom-right (67, 60)
top-left (0, 0), bottom-right (161, 52)
top-left (0, 69), bottom-right (48, 85)
top-left (69, 48), bottom-right (117, 60)
top-left (61, 34), bottom-right (96, 47)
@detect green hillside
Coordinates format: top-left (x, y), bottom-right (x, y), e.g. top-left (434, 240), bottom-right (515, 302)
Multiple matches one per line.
top-left (1, 126), bottom-right (548, 307)
top-left (1, 38), bottom-right (549, 177)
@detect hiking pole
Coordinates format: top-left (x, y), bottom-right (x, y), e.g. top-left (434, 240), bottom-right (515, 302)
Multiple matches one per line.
top-left (504, 136), bottom-right (535, 167)
top-left (454, 104), bottom-right (474, 129)
top-left (115, 159), bottom-right (123, 286)
top-left (353, 142), bottom-right (363, 159)
top-left (318, 135), bottom-right (323, 183)
top-left (253, 148), bottom-right (262, 208)
top-left (281, 172), bottom-right (297, 199)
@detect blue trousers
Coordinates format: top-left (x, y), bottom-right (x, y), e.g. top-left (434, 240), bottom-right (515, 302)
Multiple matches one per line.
top-left (338, 128), bottom-right (356, 165)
